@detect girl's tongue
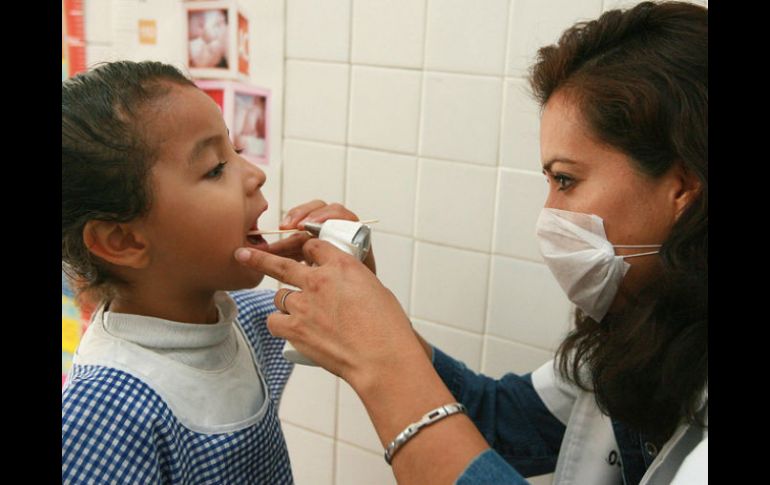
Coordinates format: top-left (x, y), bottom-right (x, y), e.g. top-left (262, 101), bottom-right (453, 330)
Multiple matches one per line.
top-left (246, 233), bottom-right (268, 250)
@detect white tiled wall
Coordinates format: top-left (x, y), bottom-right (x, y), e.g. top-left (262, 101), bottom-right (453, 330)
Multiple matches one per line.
top-left (280, 1), bottom-right (707, 483)
top-left (84, 1), bottom-right (706, 484)
top-left (280, 0), bottom-right (580, 480)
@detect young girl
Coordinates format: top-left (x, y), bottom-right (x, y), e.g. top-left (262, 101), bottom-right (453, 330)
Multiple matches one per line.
top-left (62, 60), bottom-right (369, 484)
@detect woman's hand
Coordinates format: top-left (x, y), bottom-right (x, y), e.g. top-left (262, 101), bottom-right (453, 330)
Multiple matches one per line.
top-left (234, 241), bottom-right (491, 484)
top-left (266, 200), bottom-right (376, 274)
top-left (235, 239), bottom-right (419, 389)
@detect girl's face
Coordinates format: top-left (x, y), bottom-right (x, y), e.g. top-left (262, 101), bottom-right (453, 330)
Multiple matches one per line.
top-left (539, 91), bottom-right (689, 309)
top-left (137, 84), bottom-right (270, 294)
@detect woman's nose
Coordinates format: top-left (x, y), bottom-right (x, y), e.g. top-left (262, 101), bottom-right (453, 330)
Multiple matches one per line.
top-left (543, 190), bottom-right (557, 210)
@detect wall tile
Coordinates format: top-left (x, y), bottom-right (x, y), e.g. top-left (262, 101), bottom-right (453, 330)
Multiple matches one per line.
top-left (282, 139), bottom-right (346, 209)
top-left (282, 423), bottom-right (335, 485)
top-left (85, 0), bottom-right (112, 44)
top-left (420, 73), bottom-right (502, 165)
top-left (487, 256), bottom-right (572, 351)
top-left (285, 61), bottom-right (350, 144)
top-left (493, 169), bottom-right (547, 262)
top-left (85, 45), bottom-right (118, 68)
top-left (424, 0), bottom-right (509, 75)
top-left (416, 159), bottom-right (497, 252)
top-left (507, 0), bottom-right (603, 77)
top-left (279, 365), bottom-right (338, 436)
top-left (337, 380), bottom-right (382, 453)
top-left (412, 319), bottom-right (483, 372)
top-left (412, 243), bottom-right (489, 333)
top-left (286, 0), bottom-right (350, 62)
top-left (349, 66), bottom-right (422, 153)
top-left (482, 335), bottom-right (554, 378)
top-left (336, 442), bottom-right (397, 485)
top-left (500, 79), bottom-right (542, 171)
top-left (351, 0), bottom-right (426, 68)
top-left (346, 148), bottom-right (417, 236)
top-left (370, 232), bottom-right (414, 311)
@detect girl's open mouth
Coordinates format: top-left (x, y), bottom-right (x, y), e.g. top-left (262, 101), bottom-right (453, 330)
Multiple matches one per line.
top-left (247, 233), bottom-right (267, 246)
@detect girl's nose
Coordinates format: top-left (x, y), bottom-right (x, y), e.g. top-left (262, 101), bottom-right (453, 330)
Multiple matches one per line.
top-left (243, 160), bottom-right (266, 195)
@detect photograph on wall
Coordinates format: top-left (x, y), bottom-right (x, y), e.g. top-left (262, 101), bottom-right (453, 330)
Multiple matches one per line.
top-left (187, 8), bottom-right (230, 69)
top-left (196, 80), bottom-right (270, 165)
top-left (237, 12), bottom-right (249, 76)
top-left (233, 92), bottom-right (266, 161)
top-left (201, 88), bottom-right (225, 112)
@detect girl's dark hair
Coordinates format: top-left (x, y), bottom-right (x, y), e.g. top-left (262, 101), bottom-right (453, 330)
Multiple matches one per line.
top-left (62, 61), bottom-right (196, 301)
top-left (529, 1), bottom-right (707, 443)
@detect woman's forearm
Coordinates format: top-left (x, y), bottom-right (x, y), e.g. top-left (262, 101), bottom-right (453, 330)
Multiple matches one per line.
top-left (351, 343), bottom-right (489, 485)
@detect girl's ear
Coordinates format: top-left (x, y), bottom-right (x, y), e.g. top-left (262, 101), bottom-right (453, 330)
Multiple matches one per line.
top-left (82, 220), bottom-right (150, 269)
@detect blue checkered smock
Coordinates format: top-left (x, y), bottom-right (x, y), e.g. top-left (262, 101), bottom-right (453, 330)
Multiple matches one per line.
top-left (62, 290), bottom-right (295, 484)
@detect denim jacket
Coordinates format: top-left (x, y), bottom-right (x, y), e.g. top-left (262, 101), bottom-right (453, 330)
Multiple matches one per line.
top-left (431, 347), bottom-right (708, 484)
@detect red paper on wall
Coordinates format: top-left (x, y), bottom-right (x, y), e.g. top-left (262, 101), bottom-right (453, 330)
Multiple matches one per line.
top-left (64, 0), bottom-right (87, 77)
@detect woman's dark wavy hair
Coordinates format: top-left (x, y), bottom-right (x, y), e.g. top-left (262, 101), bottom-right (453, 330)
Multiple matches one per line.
top-left (62, 61), bottom-right (195, 301)
top-left (529, 1), bottom-right (707, 443)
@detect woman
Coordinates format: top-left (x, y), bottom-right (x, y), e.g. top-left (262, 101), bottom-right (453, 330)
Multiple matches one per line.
top-left (235, 2), bottom-right (707, 483)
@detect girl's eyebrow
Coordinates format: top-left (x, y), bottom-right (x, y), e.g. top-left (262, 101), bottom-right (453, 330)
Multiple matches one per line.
top-left (542, 158), bottom-right (579, 172)
top-left (188, 135), bottom-right (224, 165)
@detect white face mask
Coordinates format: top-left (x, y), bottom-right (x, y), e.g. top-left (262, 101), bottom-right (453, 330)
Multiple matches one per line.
top-left (535, 208), bottom-right (662, 322)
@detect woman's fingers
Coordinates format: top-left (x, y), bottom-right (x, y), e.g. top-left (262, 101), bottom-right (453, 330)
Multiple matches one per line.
top-left (235, 248), bottom-right (308, 288)
top-left (302, 238), bottom-right (357, 266)
top-left (281, 201), bottom-right (361, 231)
top-left (265, 311), bottom-right (295, 340)
top-left (281, 200), bottom-right (328, 228)
top-left (266, 233), bottom-right (312, 260)
top-left (299, 203), bottom-right (358, 228)
top-left (274, 287), bottom-right (300, 314)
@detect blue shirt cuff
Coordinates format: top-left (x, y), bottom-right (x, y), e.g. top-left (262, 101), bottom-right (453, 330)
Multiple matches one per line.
top-left (456, 448), bottom-right (530, 484)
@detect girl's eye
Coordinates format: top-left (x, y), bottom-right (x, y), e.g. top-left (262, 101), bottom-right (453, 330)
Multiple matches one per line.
top-left (235, 147), bottom-right (245, 155)
top-left (205, 161), bottom-right (228, 179)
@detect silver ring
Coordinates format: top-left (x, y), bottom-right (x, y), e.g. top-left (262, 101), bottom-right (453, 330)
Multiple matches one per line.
top-left (279, 289), bottom-right (297, 314)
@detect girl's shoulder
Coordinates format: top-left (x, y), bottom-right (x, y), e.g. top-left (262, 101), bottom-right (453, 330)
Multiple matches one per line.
top-left (228, 288), bottom-right (278, 324)
top-left (63, 364), bottom-right (169, 422)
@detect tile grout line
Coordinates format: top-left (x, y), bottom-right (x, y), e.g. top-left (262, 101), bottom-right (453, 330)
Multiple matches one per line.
top-left (335, 2), bottom-right (356, 482)
top-left (409, 0), bottom-right (432, 321)
top-left (481, 0), bottom-right (518, 373)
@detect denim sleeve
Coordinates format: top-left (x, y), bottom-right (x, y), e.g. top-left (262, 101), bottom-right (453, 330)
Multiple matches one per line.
top-left (432, 346), bottom-right (566, 477)
top-left (456, 449), bottom-right (530, 485)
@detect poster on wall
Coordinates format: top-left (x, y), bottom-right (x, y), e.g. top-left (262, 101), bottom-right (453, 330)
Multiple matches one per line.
top-left (138, 19), bottom-right (158, 45)
top-left (197, 80), bottom-right (269, 165)
top-left (184, 1), bottom-right (248, 80)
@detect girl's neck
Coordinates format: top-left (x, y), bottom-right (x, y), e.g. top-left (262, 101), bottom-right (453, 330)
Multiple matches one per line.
top-left (108, 290), bottom-right (220, 324)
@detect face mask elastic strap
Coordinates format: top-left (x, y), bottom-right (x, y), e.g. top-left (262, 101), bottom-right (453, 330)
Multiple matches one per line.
top-left (613, 244), bottom-right (663, 248)
top-left (621, 250), bottom-right (660, 259)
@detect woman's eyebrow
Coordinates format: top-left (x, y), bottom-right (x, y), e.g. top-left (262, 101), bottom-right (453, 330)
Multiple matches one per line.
top-left (542, 158), bottom-right (579, 172)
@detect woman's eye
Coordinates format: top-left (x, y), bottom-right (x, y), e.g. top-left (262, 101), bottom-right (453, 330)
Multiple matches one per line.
top-left (235, 147), bottom-right (245, 155)
top-left (552, 174), bottom-right (575, 191)
top-left (205, 161), bottom-right (227, 179)
top-left (543, 171), bottom-right (575, 191)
